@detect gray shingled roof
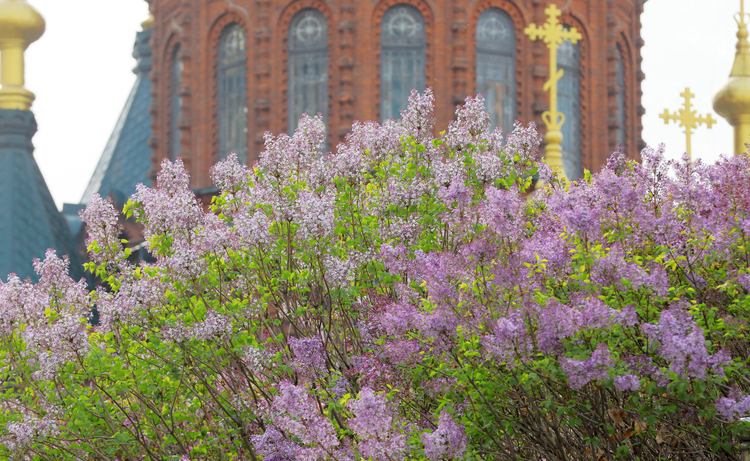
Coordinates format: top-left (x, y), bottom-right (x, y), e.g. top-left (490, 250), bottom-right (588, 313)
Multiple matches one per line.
top-left (0, 110), bottom-right (82, 281)
top-left (81, 28), bottom-right (153, 205)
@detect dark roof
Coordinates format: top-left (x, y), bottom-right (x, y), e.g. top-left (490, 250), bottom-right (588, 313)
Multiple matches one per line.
top-left (0, 110), bottom-right (82, 281)
top-left (81, 28), bottom-right (153, 205)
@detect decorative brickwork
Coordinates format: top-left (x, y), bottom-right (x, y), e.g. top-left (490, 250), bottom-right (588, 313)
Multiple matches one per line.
top-left (147, 0), bottom-right (645, 189)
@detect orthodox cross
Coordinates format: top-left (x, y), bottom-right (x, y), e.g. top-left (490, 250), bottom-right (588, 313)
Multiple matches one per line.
top-left (524, 4), bottom-right (582, 180)
top-left (660, 88), bottom-right (716, 158)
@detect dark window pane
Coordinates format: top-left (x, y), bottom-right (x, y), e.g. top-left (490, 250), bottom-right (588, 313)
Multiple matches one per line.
top-left (557, 29), bottom-right (581, 180)
top-left (288, 9), bottom-right (328, 135)
top-left (615, 46), bottom-right (626, 148)
top-left (381, 5), bottom-right (425, 121)
top-left (476, 8), bottom-right (515, 135)
top-left (218, 24), bottom-right (248, 162)
top-left (170, 44), bottom-right (183, 160)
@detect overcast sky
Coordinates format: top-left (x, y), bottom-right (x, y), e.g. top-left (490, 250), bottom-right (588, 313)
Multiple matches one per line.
top-left (22, 0), bottom-right (741, 208)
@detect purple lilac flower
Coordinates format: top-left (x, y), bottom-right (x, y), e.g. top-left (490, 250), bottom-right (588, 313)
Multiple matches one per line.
top-left (560, 343), bottom-right (614, 390)
top-left (20, 251), bottom-right (92, 381)
top-left (288, 336), bottom-right (327, 380)
top-left (739, 273), bottom-right (750, 292)
top-left (269, 381), bottom-right (338, 450)
top-left (250, 426), bottom-right (299, 461)
top-left (293, 190), bottom-right (336, 241)
top-left (131, 158), bottom-right (204, 244)
top-left (482, 314), bottom-right (532, 365)
top-left (577, 298), bottom-right (617, 330)
top-left (642, 305), bottom-right (730, 381)
top-left (400, 88), bottom-right (436, 144)
top-left (210, 152), bottom-right (249, 194)
top-left (481, 186), bottom-right (524, 241)
top-left (614, 374), bottom-right (641, 392)
top-left (421, 411), bottom-right (468, 461)
top-left (80, 193), bottom-right (122, 265)
top-left (535, 300), bottom-right (580, 353)
top-left (715, 393), bottom-right (750, 422)
top-left (348, 387), bottom-right (407, 461)
top-left (3, 409), bottom-right (61, 452)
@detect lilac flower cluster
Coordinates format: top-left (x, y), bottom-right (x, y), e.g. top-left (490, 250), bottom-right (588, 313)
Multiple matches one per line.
top-left (559, 344), bottom-right (615, 390)
top-left (3, 88), bottom-right (750, 460)
top-left (421, 411), bottom-right (468, 461)
top-left (642, 305), bottom-right (730, 381)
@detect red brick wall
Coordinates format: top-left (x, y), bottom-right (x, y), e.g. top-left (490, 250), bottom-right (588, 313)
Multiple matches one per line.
top-left (147, 0), bottom-right (645, 189)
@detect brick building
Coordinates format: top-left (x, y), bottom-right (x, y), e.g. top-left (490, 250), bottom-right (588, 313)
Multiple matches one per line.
top-left (145, 0), bottom-right (645, 186)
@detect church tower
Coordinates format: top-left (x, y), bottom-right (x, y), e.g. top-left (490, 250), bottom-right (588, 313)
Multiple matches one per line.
top-left (0, 0), bottom-right (80, 280)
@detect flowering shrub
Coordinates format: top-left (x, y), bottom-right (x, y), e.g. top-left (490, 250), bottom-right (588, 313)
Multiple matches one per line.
top-left (2, 90), bottom-right (750, 460)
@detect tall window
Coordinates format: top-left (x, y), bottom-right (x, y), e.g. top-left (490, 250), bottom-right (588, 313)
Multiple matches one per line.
top-left (557, 28), bottom-right (581, 180)
top-left (218, 24), bottom-right (248, 162)
top-left (288, 9), bottom-right (328, 134)
top-left (170, 44), bottom-right (183, 160)
top-left (476, 8), bottom-right (515, 135)
top-left (615, 46), bottom-right (626, 148)
top-left (380, 5), bottom-right (425, 121)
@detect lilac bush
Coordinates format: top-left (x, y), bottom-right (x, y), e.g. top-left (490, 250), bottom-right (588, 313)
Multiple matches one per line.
top-left (1, 89), bottom-right (750, 460)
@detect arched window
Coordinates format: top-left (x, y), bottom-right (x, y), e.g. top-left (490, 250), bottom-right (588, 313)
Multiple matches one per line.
top-left (557, 28), bottom-right (581, 180)
top-left (476, 8), bottom-right (515, 135)
top-left (380, 5), bottom-right (425, 121)
top-left (615, 46), bottom-right (626, 148)
top-left (170, 43), bottom-right (183, 160)
top-left (288, 9), bottom-right (328, 134)
top-left (218, 24), bottom-right (248, 162)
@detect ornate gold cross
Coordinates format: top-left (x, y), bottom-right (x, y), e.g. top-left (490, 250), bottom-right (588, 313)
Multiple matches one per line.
top-left (525, 4), bottom-right (582, 180)
top-left (660, 88), bottom-right (716, 158)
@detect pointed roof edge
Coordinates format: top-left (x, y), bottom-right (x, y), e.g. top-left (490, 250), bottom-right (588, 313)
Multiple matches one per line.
top-left (81, 73), bottom-right (142, 204)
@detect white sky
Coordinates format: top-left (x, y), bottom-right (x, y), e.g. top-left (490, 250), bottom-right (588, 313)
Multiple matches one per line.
top-left (20, 0), bottom-right (741, 208)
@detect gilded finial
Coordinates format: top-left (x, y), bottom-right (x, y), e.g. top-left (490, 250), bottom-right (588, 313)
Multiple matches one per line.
top-left (660, 88), bottom-right (716, 158)
top-left (0, 0), bottom-right (45, 111)
top-left (730, 0), bottom-right (750, 77)
top-left (714, 0), bottom-right (750, 155)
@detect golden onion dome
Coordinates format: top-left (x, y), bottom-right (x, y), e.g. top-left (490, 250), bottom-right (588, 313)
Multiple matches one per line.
top-left (714, 1), bottom-right (750, 154)
top-left (713, 77), bottom-right (750, 124)
top-left (140, 0), bottom-right (153, 31)
top-left (0, 0), bottom-right (45, 110)
top-left (0, 0), bottom-right (45, 48)
top-left (141, 13), bottom-right (154, 31)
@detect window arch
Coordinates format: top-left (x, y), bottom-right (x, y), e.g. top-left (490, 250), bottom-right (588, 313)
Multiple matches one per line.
top-left (615, 45), bottom-right (626, 149)
top-left (288, 9), bottom-right (329, 134)
top-left (170, 43), bottom-right (183, 160)
top-left (475, 8), bottom-right (515, 135)
top-left (557, 28), bottom-right (581, 180)
top-left (218, 24), bottom-right (248, 162)
top-left (380, 4), bottom-right (425, 122)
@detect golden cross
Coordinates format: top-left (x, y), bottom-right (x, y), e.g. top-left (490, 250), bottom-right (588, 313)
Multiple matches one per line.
top-left (525, 4), bottom-right (583, 180)
top-left (659, 88), bottom-right (716, 157)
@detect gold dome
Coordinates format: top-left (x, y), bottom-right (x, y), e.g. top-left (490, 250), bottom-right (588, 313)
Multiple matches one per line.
top-left (140, 0), bottom-right (153, 31)
top-left (141, 14), bottom-right (154, 31)
top-left (0, 0), bottom-right (45, 110)
top-left (714, 77), bottom-right (750, 123)
top-left (0, 0), bottom-right (45, 47)
top-left (713, 0), bottom-right (750, 155)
